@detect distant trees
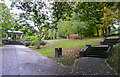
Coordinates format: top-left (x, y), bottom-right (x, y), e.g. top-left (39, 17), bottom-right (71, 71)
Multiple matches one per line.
top-left (52, 2), bottom-right (120, 38)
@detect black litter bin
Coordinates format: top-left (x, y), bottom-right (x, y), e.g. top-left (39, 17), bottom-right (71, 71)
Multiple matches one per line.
top-left (55, 47), bottom-right (62, 57)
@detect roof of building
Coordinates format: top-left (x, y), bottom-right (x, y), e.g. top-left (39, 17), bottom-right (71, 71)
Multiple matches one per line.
top-left (7, 30), bottom-right (23, 34)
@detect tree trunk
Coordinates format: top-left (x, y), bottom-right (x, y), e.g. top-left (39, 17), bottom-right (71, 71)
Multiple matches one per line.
top-left (92, 32), bottom-right (94, 37)
top-left (108, 23), bottom-right (112, 36)
top-left (118, 27), bottom-right (120, 40)
top-left (96, 28), bottom-right (99, 37)
top-left (77, 31), bottom-right (80, 39)
top-left (68, 33), bottom-right (70, 39)
top-left (108, 26), bottom-right (111, 36)
top-left (105, 28), bottom-right (108, 37)
top-left (51, 29), bottom-right (54, 40)
top-left (37, 32), bottom-right (41, 49)
top-left (102, 28), bottom-right (105, 37)
top-left (78, 30), bottom-right (82, 40)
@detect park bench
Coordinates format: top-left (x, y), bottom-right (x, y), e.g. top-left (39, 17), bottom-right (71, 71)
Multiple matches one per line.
top-left (79, 45), bottom-right (113, 58)
top-left (100, 38), bottom-right (120, 45)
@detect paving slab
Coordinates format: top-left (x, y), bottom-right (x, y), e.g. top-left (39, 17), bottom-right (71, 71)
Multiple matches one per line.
top-left (74, 57), bottom-right (115, 75)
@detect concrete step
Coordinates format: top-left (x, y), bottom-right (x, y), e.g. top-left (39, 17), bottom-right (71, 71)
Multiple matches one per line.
top-left (100, 38), bottom-right (120, 45)
top-left (83, 54), bottom-right (108, 58)
top-left (79, 44), bottom-right (112, 58)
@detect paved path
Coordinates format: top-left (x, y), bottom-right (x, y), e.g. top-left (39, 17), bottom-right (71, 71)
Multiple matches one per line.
top-left (1, 45), bottom-right (116, 75)
top-left (74, 57), bottom-right (115, 75)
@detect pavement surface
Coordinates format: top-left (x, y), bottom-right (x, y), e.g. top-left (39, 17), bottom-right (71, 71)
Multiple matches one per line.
top-left (1, 45), bottom-right (116, 75)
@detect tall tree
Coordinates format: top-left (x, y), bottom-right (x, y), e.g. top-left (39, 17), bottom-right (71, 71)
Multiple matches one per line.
top-left (101, 5), bottom-right (118, 37)
top-left (12, 1), bottom-right (52, 49)
top-left (51, 2), bottom-right (74, 39)
top-left (71, 12), bottom-right (88, 39)
top-left (0, 3), bottom-right (17, 37)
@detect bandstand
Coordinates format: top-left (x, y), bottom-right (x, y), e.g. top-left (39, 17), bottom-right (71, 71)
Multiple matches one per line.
top-left (6, 30), bottom-right (23, 40)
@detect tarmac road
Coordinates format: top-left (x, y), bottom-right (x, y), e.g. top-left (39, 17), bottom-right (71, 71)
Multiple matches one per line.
top-left (2, 45), bottom-right (75, 75)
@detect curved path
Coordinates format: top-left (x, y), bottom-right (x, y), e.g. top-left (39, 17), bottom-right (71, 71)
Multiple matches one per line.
top-left (1, 45), bottom-right (116, 75)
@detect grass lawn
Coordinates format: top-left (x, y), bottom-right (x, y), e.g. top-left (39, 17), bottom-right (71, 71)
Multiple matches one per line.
top-left (107, 43), bottom-right (120, 74)
top-left (30, 36), bottom-right (119, 67)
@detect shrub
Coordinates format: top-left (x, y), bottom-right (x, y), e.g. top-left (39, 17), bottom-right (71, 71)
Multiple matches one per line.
top-left (23, 41), bottom-right (31, 46)
top-left (24, 36), bottom-right (31, 41)
top-left (30, 39), bottom-right (46, 46)
top-left (40, 41), bottom-right (46, 46)
top-left (24, 36), bottom-right (38, 41)
top-left (31, 39), bottom-right (38, 46)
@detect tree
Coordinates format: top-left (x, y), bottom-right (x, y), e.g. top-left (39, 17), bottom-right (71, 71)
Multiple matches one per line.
top-left (57, 20), bottom-right (72, 39)
top-left (115, 2), bottom-right (120, 39)
top-left (12, 1), bottom-right (52, 49)
top-left (71, 12), bottom-right (88, 39)
top-left (51, 2), bottom-right (74, 39)
top-left (101, 5), bottom-right (118, 37)
top-left (0, 3), bottom-right (17, 37)
top-left (74, 2), bottom-right (104, 37)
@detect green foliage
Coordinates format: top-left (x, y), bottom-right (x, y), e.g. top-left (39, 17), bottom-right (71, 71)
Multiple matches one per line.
top-left (30, 40), bottom-right (46, 46)
top-left (57, 21), bottom-right (72, 36)
top-left (107, 43), bottom-right (120, 74)
top-left (71, 12), bottom-right (88, 34)
top-left (0, 3), bottom-right (17, 36)
top-left (52, 2), bottom-right (119, 37)
top-left (23, 35), bottom-right (46, 46)
top-left (24, 36), bottom-right (38, 41)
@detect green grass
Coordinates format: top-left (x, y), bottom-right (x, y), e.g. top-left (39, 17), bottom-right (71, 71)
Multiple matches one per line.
top-left (53, 38), bottom-right (102, 48)
top-left (31, 46), bottom-right (54, 56)
top-left (107, 43), bottom-right (120, 74)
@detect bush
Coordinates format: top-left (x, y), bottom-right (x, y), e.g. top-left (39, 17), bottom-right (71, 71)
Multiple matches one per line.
top-left (2, 39), bottom-right (9, 45)
top-left (24, 36), bottom-right (38, 41)
top-left (23, 35), bottom-right (47, 46)
top-left (40, 41), bottom-right (46, 46)
top-left (30, 39), bottom-right (46, 46)
top-left (44, 37), bottom-right (51, 40)
top-left (30, 39), bottom-right (39, 46)
top-left (23, 41), bottom-right (31, 46)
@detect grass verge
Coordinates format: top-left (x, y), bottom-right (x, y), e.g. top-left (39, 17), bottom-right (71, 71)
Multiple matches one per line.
top-left (107, 43), bottom-right (120, 74)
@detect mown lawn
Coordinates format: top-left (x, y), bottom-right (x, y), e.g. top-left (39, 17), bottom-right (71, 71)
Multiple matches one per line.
top-left (107, 43), bottom-right (120, 74)
top-left (30, 37), bottom-right (102, 67)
